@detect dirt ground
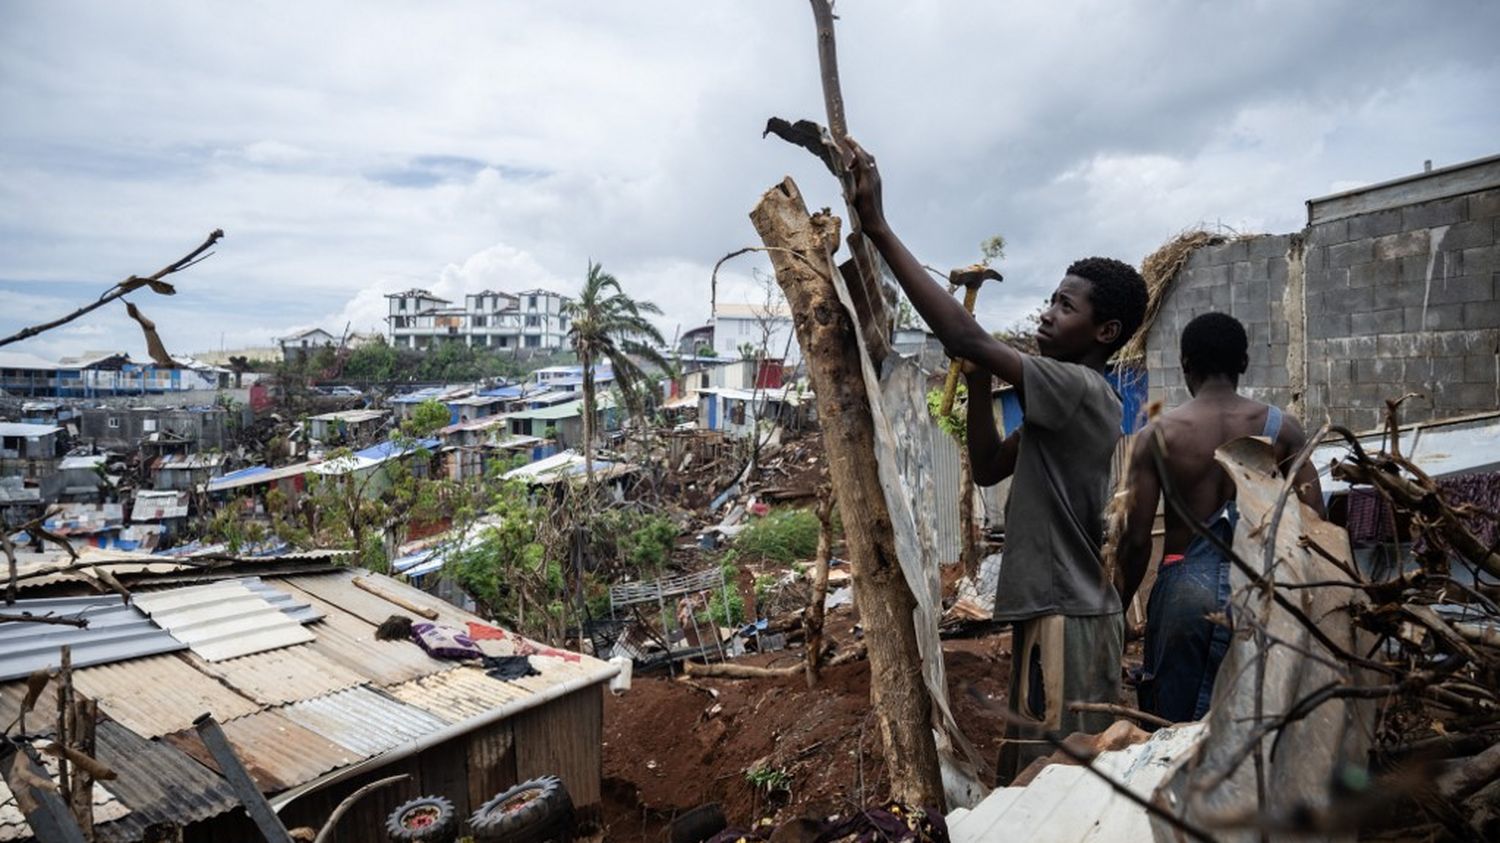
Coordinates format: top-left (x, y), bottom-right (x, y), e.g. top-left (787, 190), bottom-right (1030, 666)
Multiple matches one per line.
top-left (599, 620), bottom-right (1013, 842)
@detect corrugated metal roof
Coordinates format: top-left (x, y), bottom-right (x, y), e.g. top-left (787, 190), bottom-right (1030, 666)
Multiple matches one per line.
top-left (385, 667), bottom-right (533, 722)
top-left (189, 644), bottom-right (365, 707)
top-left (277, 570), bottom-right (468, 629)
top-left (239, 576), bottom-right (324, 624)
top-left (72, 654), bottom-right (260, 737)
top-left (0, 422), bottom-right (61, 437)
top-left (1316, 411), bottom-right (1500, 493)
top-left (0, 595), bottom-right (187, 682)
top-left (280, 588), bottom-right (450, 685)
top-left (130, 490), bottom-right (189, 521)
top-left (205, 461), bottom-right (312, 492)
top-left (130, 581), bottom-right (314, 661)
top-left (164, 708), bottom-right (366, 793)
top-left (91, 719), bottom-right (241, 841)
top-left (281, 686), bottom-right (448, 757)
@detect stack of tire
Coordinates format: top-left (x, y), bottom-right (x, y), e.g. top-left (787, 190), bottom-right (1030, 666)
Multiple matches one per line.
top-left (387, 776), bottom-right (573, 842)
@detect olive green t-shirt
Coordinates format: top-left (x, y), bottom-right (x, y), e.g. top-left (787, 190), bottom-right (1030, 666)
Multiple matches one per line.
top-left (993, 355), bottom-right (1123, 622)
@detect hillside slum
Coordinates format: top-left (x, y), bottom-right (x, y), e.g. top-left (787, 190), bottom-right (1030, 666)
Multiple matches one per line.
top-left (2, 162), bottom-right (1499, 843)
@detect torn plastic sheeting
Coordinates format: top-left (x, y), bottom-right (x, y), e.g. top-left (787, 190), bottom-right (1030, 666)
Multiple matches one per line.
top-left (1156, 438), bottom-right (1373, 841)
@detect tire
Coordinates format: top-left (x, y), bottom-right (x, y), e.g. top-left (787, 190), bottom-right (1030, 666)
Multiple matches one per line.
top-left (669, 803), bottom-right (727, 843)
top-left (469, 775), bottom-right (574, 842)
top-left (386, 795), bottom-right (458, 843)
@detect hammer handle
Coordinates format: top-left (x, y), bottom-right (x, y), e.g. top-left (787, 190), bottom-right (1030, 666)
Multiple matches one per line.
top-left (938, 285), bottom-right (981, 417)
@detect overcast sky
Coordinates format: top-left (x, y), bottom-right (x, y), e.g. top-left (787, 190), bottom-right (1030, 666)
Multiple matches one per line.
top-left (3, 0), bottom-right (1497, 360)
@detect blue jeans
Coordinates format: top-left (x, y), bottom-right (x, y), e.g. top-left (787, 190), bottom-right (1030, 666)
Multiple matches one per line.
top-left (1138, 503), bottom-right (1235, 723)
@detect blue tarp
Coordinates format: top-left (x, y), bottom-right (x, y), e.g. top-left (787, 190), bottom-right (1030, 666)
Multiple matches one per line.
top-left (996, 366), bottom-right (1149, 437)
top-left (353, 437), bottom-right (440, 462)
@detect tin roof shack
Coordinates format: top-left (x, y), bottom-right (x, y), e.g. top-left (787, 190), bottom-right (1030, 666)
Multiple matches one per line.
top-left (152, 452), bottom-right (225, 492)
top-left (0, 422), bottom-right (63, 482)
top-left (306, 409), bottom-right (388, 448)
top-left (0, 560), bottom-right (616, 843)
top-left (57, 454), bottom-right (109, 502)
top-left (80, 406), bottom-right (235, 452)
top-left (131, 489), bottom-right (191, 541)
top-left (41, 502), bottom-right (126, 548)
top-left (503, 395), bottom-right (618, 448)
top-left (696, 387), bottom-right (810, 439)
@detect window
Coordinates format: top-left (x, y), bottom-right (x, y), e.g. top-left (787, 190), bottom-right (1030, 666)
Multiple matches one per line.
top-left (523, 315), bottom-right (539, 328)
top-left (498, 336), bottom-right (509, 348)
top-left (473, 315), bottom-right (486, 327)
top-left (700, 373), bottom-right (710, 389)
top-left (108, 417), bottom-right (120, 429)
top-left (528, 295), bottom-right (538, 309)
top-left (525, 335), bottom-right (541, 348)
top-left (399, 298), bottom-right (407, 311)
top-left (143, 419), bottom-right (157, 432)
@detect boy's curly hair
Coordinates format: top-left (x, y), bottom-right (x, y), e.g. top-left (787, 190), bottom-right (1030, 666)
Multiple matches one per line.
top-left (1067, 256), bottom-right (1147, 352)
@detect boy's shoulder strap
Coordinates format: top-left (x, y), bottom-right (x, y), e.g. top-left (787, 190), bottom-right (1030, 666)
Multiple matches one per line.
top-left (1261, 404), bottom-right (1284, 441)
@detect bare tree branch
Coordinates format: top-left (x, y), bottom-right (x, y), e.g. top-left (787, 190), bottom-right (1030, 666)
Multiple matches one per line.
top-left (0, 229), bottom-right (223, 348)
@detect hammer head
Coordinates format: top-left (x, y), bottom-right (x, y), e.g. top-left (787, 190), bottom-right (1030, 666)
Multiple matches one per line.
top-left (949, 263), bottom-right (1004, 289)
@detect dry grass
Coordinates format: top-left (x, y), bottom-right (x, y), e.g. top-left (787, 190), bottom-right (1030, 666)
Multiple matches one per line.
top-left (1117, 228), bottom-right (1231, 365)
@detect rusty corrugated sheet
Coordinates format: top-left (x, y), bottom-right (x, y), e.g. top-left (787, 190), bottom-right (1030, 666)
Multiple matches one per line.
top-left (164, 708), bottom-right (366, 794)
top-left (290, 590), bottom-right (450, 685)
top-left (189, 643), bottom-right (366, 707)
top-left (512, 685), bottom-right (604, 808)
top-left (91, 719), bottom-right (241, 843)
top-left (281, 686), bottom-right (448, 757)
top-left (278, 570), bottom-right (475, 627)
top-left (385, 667), bottom-right (532, 723)
top-left (72, 653), bottom-right (259, 737)
top-left (0, 752), bottom-right (132, 842)
top-left (130, 580), bottom-right (314, 661)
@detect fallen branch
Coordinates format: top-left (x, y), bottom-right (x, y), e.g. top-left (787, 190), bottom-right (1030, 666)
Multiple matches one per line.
top-left (0, 229), bottom-right (223, 348)
top-left (1067, 701), bottom-right (1173, 731)
top-left (0, 613), bottom-right (89, 628)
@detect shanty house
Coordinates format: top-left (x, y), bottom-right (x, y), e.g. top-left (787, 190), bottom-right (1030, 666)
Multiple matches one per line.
top-left (307, 409), bottom-right (388, 446)
top-left (696, 387), bottom-right (809, 439)
top-left (0, 552), bottom-right (616, 842)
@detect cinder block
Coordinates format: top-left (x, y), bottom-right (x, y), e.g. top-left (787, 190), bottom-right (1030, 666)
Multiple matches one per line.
top-left (1347, 260), bottom-right (1398, 289)
top-left (1267, 257), bottom-right (1289, 298)
top-left (1270, 321), bottom-right (1290, 344)
top-left (1463, 354), bottom-right (1498, 384)
top-left (1351, 308), bottom-right (1404, 335)
top-left (1211, 282), bottom-right (1232, 309)
top-left (1374, 230), bottom-right (1429, 261)
top-left (1464, 300), bottom-right (1500, 327)
top-left (1405, 303), bottom-right (1466, 331)
top-left (1329, 239), bottom-right (1374, 268)
top-left (1309, 219), bottom-right (1350, 247)
top-left (1403, 196), bottom-right (1468, 231)
top-left (1248, 235), bottom-right (1290, 261)
top-left (1462, 245), bottom-right (1497, 278)
top-left (1309, 313), bottom-right (1351, 339)
top-left (1425, 274), bottom-right (1495, 305)
top-left (1348, 208), bottom-right (1403, 240)
top-left (1438, 383), bottom-right (1496, 411)
top-left (1374, 278), bottom-right (1425, 311)
top-left (1339, 286), bottom-right (1376, 313)
top-left (1470, 188), bottom-right (1500, 221)
top-left (1400, 253), bottom-right (1441, 284)
top-left (1439, 219), bottom-right (1495, 251)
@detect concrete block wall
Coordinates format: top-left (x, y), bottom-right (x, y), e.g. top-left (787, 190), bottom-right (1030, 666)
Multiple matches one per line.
top-left (1145, 155), bottom-right (1500, 432)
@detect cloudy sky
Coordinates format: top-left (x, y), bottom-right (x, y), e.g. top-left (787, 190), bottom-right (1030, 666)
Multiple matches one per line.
top-left (3, 0), bottom-right (1497, 360)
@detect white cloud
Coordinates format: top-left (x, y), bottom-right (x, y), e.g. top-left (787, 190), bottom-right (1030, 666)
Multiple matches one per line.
top-left (1, 0), bottom-right (1496, 359)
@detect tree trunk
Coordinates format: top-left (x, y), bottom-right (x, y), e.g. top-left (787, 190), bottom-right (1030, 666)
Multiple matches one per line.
top-left (581, 350), bottom-right (595, 483)
top-left (803, 485), bottom-right (835, 688)
top-left (958, 445), bottom-right (979, 579)
top-left (750, 177), bottom-right (944, 808)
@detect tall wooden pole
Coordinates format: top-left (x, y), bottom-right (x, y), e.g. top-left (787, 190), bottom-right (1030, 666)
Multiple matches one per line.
top-left (751, 177), bottom-right (944, 807)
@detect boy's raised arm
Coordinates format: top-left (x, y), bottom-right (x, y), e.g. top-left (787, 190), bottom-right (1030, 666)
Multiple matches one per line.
top-left (844, 137), bottom-right (1026, 387)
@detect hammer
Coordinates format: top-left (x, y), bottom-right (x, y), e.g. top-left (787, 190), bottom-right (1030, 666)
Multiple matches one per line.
top-left (938, 263), bottom-right (1003, 417)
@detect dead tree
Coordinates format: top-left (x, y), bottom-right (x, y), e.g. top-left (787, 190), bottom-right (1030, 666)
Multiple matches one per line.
top-left (750, 177), bottom-right (943, 807)
top-left (803, 484), bottom-right (836, 687)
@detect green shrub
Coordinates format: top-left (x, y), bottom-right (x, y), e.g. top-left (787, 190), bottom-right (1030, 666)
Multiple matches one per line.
top-left (732, 508), bottom-right (820, 564)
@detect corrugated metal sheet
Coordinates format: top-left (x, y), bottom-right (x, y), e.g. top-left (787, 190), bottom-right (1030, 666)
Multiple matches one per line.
top-left (512, 685), bottom-right (604, 808)
top-left (279, 568), bottom-right (477, 627)
top-left (386, 667), bottom-right (533, 722)
top-left (164, 708), bottom-right (366, 793)
top-left (0, 595), bottom-right (186, 682)
top-left (236, 576), bottom-right (324, 624)
top-left (282, 686), bottom-right (448, 757)
top-left (91, 719), bottom-right (241, 843)
top-left (190, 643), bottom-right (366, 706)
top-left (928, 422), bottom-right (964, 565)
top-left (284, 589), bottom-right (451, 685)
top-left (72, 654), bottom-right (260, 737)
top-left (130, 580), bottom-right (314, 661)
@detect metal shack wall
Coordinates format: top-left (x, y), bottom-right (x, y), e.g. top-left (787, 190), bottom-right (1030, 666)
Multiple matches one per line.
top-left (268, 684), bottom-right (604, 843)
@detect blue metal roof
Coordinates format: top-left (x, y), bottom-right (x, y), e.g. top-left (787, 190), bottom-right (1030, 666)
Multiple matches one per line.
top-left (352, 437), bottom-right (439, 462)
top-left (0, 595), bottom-right (187, 682)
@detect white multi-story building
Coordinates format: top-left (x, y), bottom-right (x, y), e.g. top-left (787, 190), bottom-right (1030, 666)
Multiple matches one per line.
top-left (711, 302), bottom-right (799, 364)
top-left (385, 288), bottom-right (571, 351)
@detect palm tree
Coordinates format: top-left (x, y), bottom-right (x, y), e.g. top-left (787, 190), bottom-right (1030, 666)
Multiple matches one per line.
top-left (563, 262), bottom-right (669, 482)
